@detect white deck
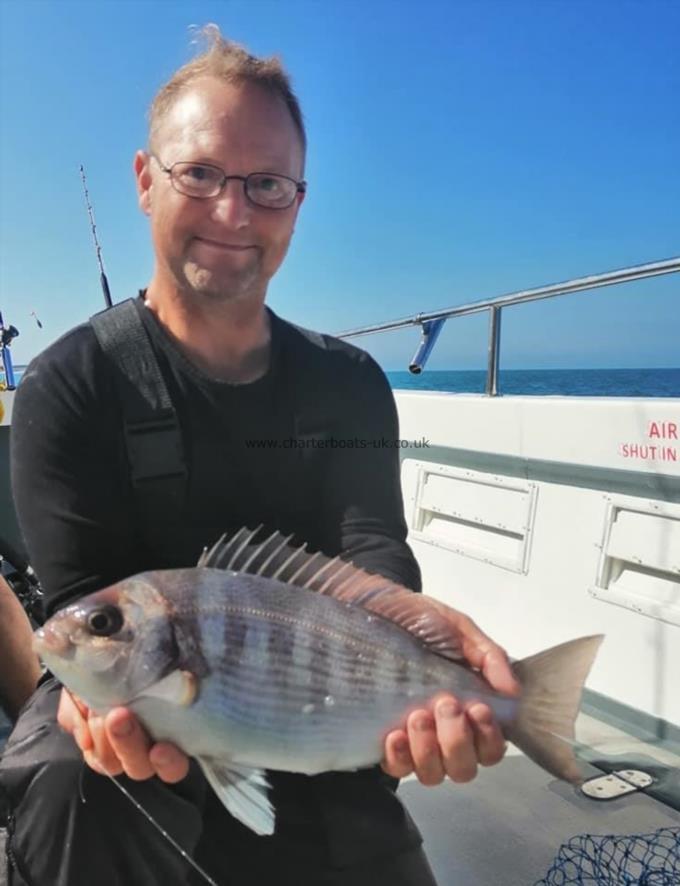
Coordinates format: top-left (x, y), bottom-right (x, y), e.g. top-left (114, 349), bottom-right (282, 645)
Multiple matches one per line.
top-left (401, 751), bottom-right (680, 886)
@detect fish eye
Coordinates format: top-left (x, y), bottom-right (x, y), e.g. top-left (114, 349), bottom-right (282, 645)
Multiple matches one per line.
top-left (86, 605), bottom-right (124, 637)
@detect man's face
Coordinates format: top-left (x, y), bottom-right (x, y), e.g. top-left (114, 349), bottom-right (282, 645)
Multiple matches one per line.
top-left (135, 77), bottom-right (305, 303)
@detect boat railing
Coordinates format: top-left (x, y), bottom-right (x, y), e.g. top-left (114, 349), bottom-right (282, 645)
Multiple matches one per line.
top-left (336, 257), bottom-right (680, 396)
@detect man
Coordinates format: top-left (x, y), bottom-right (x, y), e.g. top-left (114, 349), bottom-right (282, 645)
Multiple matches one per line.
top-left (1, 30), bottom-right (517, 885)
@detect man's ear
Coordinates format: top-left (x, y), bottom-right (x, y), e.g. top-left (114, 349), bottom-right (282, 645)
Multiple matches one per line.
top-left (134, 151), bottom-right (153, 216)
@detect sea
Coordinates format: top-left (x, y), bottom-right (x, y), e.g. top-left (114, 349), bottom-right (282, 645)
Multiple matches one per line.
top-left (7, 366), bottom-right (680, 397)
top-left (386, 368), bottom-right (680, 397)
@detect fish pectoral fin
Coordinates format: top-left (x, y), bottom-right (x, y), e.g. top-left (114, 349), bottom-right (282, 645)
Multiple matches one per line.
top-left (134, 669), bottom-right (198, 707)
top-left (197, 758), bottom-right (274, 836)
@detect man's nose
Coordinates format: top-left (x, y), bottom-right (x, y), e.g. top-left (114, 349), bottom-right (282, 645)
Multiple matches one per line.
top-left (210, 178), bottom-right (252, 227)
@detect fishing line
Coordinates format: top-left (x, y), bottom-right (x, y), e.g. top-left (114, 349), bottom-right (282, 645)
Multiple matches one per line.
top-left (64, 689), bottom-right (220, 886)
top-left (98, 768), bottom-right (220, 886)
top-left (77, 762), bottom-right (87, 804)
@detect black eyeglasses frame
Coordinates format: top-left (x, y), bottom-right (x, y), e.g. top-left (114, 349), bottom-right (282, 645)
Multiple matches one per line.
top-left (151, 155), bottom-right (306, 210)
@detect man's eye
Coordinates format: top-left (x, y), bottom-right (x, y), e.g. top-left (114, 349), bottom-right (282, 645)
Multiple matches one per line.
top-left (185, 166), bottom-right (211, 182)
top-left (175, 164), bottom-right (220, 187)
top-left (253, 176), bottom-right (282, 193)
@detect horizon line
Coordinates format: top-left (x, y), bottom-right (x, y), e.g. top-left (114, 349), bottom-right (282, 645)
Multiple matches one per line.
top-left (385, 366), bottom-right (680, 373)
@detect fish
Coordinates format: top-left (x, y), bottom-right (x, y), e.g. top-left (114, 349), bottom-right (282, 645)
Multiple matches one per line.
top-left (34, 527), bottom-right (603, 836)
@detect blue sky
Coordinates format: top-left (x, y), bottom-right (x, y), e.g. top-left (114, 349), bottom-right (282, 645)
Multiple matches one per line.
top-left (0, 0), bottom-right (678, 370)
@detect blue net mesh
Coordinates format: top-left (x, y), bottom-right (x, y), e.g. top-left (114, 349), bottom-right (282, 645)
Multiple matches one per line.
top-left (535, 827), bottom-right (680, 885)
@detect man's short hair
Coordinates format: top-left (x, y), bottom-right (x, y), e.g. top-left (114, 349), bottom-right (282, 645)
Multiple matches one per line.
top-left (149, 25), bottom-right (306, 157)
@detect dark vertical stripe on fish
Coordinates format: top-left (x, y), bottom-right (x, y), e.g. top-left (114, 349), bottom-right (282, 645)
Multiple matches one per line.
top-left (221, 611), bottom-right (248, 679)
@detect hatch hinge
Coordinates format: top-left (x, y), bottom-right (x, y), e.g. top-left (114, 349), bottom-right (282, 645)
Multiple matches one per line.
top-left (581, 769), bottom-right (654, 801)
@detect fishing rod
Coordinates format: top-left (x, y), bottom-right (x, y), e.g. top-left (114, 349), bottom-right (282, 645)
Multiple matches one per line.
top-left (79, 165), bottom-right (113, 309)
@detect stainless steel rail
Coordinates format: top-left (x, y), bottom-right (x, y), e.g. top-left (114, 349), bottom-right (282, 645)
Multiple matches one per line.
top-left (337, 257), bottom-right (680, 395)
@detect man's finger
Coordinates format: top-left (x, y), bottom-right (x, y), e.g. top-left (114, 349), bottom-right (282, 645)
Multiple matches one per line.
top-left (447, 613), bottom-right (521, 697)
top-left (73, 718), bottom-right (94, 753)
top-left (56, 691), bottom-right (73, 732)
top-left (57, 690), bottom-right (94, 752)
top-left (88, 713), bottom-right (126, 776)
top-left (434, 696), bottom-right (478, 783)
top-left (467, 703), bottom-right (507, 767)
top-left (83, 748), bottom-right (122, 776)
top-left (453, 613), bottom-right (498, 668)
top-left (149, 743), bottom-right (190, 784)
top-left (71, 693), bottom-right (90, 718)
top-left (381, 730), bottom-right (415, 779)
top-left (104, 708), bottom-right (155, 781)
top-left (57, 688), bottom-right (85, 731)
top-left (407, 710), bottom-right (445, 786)
top-left (480, 648), bottom-right (521, 697)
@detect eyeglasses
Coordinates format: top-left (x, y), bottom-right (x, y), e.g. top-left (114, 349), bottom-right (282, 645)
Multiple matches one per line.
top-left (152, 155), bottom-right (306, 210)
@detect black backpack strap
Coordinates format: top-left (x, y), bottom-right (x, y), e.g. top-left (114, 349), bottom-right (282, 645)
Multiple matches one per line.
top-left (90, 298), bottom-right (186, 522)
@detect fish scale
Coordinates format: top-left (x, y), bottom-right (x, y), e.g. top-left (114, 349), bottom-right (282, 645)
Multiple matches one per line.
top-left (145, 574), bottom-right (444, 760)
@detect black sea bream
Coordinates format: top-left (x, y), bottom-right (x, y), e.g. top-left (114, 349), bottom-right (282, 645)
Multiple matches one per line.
top-left (34, 529), bottom-right (603, 835)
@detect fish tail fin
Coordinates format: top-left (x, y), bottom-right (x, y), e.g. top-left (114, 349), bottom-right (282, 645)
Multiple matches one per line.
top-left (505, 635), bottom-right (604, 783)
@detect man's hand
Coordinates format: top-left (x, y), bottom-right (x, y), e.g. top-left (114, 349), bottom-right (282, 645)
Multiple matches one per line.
top-left (382, 610), bottom-right (520, 785)
top-left (57, 688), bottom-right (189, 783)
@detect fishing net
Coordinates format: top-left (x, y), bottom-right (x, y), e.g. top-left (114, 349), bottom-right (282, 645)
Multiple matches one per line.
top-left (535, 826), bottom-right (680, 885)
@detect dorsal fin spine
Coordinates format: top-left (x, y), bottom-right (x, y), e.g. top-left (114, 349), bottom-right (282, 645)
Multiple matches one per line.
top-left (240, 531), bottom-right (271, 574)
top-left (302, 555), bottom-right (342, 590)
top-left (271, 544), bottom-right (308, 581)
top-left (256, 533), bottom-right (296, 577)
top-left (338, 573), bottom-right (378, 600)
top-left (203, 531), bottom-right (234, 569)
top-left (215, 529), bottom-right (243, 567)
top-left (317, 559), bottom-right (354, 594)
top-left (228, 525), bottom-right (263, 571)
top-left (286, 549), bottom-right (322, 585)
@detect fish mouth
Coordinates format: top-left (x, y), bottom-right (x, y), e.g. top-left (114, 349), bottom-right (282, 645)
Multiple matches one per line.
top-left (33, 624), bottom-right (76, 660)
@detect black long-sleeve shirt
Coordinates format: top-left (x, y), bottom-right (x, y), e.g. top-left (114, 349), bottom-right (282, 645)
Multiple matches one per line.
top-left (11, 299), bottom-right (421, 617)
